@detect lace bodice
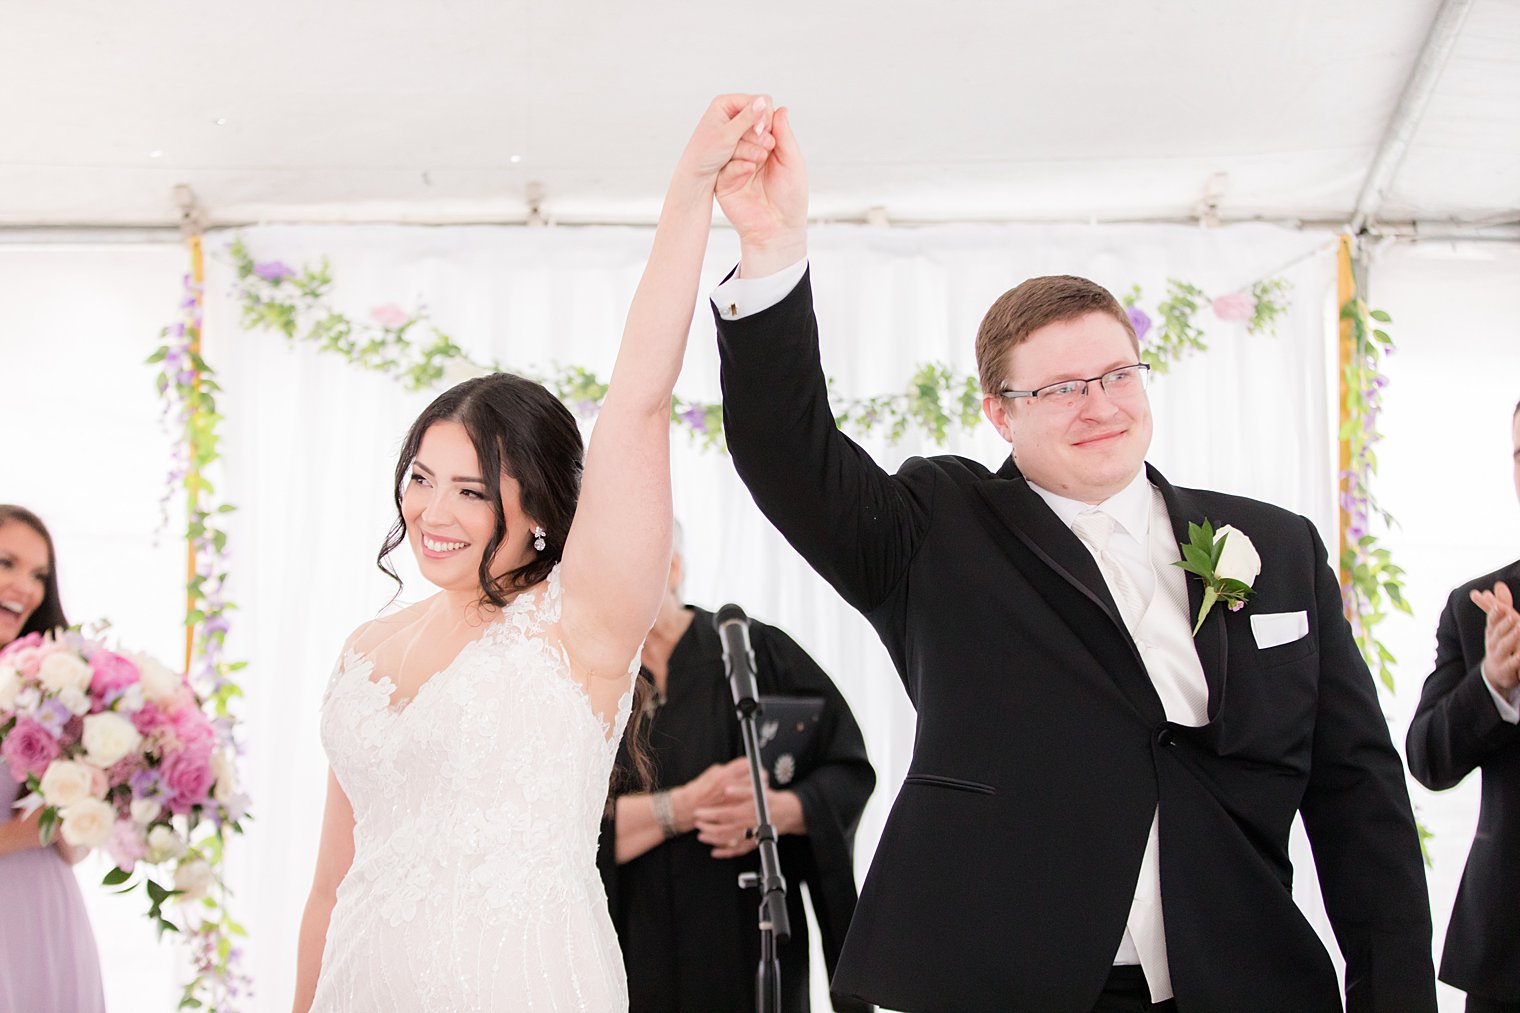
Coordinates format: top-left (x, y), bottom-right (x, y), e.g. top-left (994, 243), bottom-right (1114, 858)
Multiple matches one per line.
top-left (312, 566), bottom-right (636, 1012)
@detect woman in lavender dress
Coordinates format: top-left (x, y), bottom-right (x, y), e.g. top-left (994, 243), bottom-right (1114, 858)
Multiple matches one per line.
top-left (0, 505), bottom-right (106, 1013)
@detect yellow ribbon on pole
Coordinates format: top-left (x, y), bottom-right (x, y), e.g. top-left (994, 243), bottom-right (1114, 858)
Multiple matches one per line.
top-left (1335, 234), bottom-right (1355, 604)
top-left (184, 233), bottom-right (204, 673)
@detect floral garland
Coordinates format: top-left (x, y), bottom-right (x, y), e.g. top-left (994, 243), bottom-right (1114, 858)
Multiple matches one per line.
top-left (229, 238), bottom-right (1291, 450)
top-left (1338, 293), bottom-right (1411, 694)
top-left (1122, 277), bottom-right (1291, 373)
top-left (146, 263), bottom-right (251, 1009)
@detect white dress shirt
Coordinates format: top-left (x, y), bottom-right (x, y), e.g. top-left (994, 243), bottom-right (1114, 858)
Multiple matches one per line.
top-left (1029, 471), bottom-right (1209, 1002)
top-left (712, 258), bottom-right (809, 321)
top-left (1483, 665), bottom-right (1520, 723)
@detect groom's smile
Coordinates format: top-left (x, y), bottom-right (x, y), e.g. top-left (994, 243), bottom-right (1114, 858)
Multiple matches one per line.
top-left (985, 311), bottom-right (1153, 505)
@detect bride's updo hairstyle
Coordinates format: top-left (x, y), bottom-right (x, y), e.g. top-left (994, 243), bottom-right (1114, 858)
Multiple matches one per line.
top-left (378, 373), bottom-right (583, 607)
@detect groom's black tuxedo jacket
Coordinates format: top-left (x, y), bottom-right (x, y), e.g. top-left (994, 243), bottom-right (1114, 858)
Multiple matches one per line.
top-left (713, 272), bottom-right (1435, 1013)
top-left (1406, 559), bottom-right (1520, 1003)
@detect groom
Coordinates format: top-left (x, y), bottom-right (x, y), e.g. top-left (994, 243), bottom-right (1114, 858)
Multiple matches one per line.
top-left (707, 108), bottom-right (1436, 1012)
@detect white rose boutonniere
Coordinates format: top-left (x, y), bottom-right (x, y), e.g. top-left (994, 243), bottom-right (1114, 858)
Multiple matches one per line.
top-left (1174, 520), bottom-right (1261, 635)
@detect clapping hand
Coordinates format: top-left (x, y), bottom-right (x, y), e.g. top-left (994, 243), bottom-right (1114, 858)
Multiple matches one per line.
top-left (1471, 580), bottom-right (1519, 693)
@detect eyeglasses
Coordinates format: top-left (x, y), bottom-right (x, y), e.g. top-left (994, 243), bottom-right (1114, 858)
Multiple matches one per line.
top-left (999, 363), bottom-right (1152, 412)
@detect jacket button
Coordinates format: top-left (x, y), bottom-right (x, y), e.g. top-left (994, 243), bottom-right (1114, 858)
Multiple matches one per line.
top-left (1155, 725), bottom-right (1176, 747)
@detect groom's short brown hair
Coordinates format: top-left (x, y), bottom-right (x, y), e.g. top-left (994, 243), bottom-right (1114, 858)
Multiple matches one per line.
top-left (974, 275), bottom-right (1139, 395)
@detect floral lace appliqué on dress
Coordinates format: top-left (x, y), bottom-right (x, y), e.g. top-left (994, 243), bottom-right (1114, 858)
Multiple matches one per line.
top-left (311, 565), bottom-right (635, 1012)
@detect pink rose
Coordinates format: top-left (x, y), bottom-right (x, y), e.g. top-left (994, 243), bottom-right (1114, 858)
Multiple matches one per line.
top-left (370, 303), bottom-right (411, 328)
top-left (168, 707), bottom-right (215, 754)
top-left (1212, 292), bottom-right (1257, 322)
top-left (0, 633), bottom-right (48, 680)
top-left (2, 719), bottom-right (61, 781)
top-left (132, 703), bottom-right (169, 736)
top-left (0, 632), bottom-right (42, 662)
top-left (162, 748), bottom-right (215, 807)
top-left (89, 650), bottom-right (140, 696)
top-left (106, 818), bottom-right (147, 872)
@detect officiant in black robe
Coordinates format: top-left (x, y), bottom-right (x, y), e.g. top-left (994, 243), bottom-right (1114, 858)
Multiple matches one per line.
top-left (597, 546), bottom-right (875, 1012)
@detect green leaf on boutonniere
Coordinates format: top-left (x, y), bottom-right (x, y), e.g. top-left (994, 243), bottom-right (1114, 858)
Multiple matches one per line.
top-left (1174, 519), bottom-right (1258, 635)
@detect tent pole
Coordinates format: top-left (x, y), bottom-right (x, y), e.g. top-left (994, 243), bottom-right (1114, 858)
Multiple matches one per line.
top-left (1349, 0), bottom-right (1475, 235)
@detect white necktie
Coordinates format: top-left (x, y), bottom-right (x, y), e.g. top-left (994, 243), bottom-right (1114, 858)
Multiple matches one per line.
top-left (1071, 510), bottom-right (1148, 632)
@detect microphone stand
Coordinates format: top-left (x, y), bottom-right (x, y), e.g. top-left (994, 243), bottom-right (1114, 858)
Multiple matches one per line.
top-left (716, 607), bottom-right (791, 1013)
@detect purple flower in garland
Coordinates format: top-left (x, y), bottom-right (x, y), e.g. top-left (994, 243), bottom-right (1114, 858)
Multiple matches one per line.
top-left (1126, 307), bottom-right (1152, 344)
top-left (679, 406), bottom-right (709, 434)
top-left (253, 261), bottom-right (295, 282)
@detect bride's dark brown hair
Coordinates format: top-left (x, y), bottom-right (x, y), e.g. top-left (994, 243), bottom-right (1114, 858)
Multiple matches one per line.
top-left (378, 373), bottom-right (652, 783)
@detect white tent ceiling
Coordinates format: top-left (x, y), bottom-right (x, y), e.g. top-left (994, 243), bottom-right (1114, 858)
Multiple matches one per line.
top-left (1, 0), bottom-right (1516, 230)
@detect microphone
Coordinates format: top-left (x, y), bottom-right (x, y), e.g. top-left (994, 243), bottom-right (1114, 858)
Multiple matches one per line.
top-left (714, 603), bottom-right (761, 716)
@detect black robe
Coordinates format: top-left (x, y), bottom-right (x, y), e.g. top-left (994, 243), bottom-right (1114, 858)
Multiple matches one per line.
top-left (597, 606), bottom-right (875, 1012)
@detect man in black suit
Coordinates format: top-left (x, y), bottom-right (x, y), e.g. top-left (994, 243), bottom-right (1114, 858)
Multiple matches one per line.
top-left (705, 106), bottom-right (1435, 1012)
top-left (1407, 401), bottom-right (1520, 1013)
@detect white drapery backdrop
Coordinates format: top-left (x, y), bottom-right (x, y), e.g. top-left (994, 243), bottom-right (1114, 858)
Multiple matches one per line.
top-left (32, 222), bottom-right (1520, 1009)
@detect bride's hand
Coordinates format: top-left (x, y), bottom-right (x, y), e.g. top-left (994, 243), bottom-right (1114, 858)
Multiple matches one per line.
top-left (676, 94), bottom-right (776, 185)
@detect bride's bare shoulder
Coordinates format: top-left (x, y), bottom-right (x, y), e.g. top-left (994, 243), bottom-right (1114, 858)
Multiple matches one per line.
top-left (342, 597), bottom-right (434, 657)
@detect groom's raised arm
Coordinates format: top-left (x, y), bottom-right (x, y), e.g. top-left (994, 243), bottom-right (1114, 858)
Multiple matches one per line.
top-left (713, 106), bottom-right (927, 614)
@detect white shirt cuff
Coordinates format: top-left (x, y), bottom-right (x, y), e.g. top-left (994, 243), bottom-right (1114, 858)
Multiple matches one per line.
top-left (710, 259), bottom-right (808, 321)
top-left (1481, 662), bottom-right (1520, 724)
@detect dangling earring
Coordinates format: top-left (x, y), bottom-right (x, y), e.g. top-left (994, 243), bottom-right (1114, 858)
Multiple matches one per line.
top-left (532, 525), bottom-right (547, 552)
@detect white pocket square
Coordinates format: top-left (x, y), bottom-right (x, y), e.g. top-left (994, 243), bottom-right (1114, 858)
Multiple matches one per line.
top-left (1250, 610), bottom-right (1309, 650)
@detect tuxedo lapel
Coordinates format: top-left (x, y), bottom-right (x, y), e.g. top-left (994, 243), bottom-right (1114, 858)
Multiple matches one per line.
top-left (974, 458), bottom-right (1124, 625)
top-left (972, 459), bottom-right (1163, 722)
top-left (1150, 464), bottom-right (1228, 723)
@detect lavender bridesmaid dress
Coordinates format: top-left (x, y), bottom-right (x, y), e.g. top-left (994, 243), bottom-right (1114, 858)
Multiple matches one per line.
top-left (0, 768), bottom-right (106, 1013)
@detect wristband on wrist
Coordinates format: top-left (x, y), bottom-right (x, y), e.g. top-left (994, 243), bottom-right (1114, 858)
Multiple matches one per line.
top-left (651, 789), bottom-right (679, 840)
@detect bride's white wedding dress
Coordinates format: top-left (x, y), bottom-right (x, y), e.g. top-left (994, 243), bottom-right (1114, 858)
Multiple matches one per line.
top-left (311, 566), bottom-right (635, 1012)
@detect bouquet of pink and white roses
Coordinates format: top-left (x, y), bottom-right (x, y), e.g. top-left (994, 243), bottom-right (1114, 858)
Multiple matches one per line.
top-left (0, 629), bottom-right (249, 935)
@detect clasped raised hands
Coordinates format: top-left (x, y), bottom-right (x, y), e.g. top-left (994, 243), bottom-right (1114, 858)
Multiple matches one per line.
top-left (677, 94), bottom-right (776, 187)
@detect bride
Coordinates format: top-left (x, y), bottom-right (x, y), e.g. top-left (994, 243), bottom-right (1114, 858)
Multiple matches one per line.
top-left (292, 95), bottom-right (777, 1012)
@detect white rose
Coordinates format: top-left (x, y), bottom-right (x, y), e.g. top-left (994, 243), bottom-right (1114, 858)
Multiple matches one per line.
top-left (147, 824), bottom-right (186, 863)
top-left (0, 664), bottom-right (20, 709)
top-left (14, 686), bottom-right (41, 711)
top-left (130, 799), bottom-right (162, 825)
top-left (81, 712), bottom-right (143, 768)
top-left (1214, 525), bottom-right (1262, 586)
top-left (57, 685), bottom-right (92, 716)
top-left (40, 760), bottom-right (105, 809)
top-left (38, 652), bottom-right (93, 694)
top-left (173, 858), bottom-right (215, 902)
top-left (59, 798), bottom-right (116, 849)
top-left (210, 750), bottom-right (239, 804)
top-left (134, 655), bottom-right (181, 703)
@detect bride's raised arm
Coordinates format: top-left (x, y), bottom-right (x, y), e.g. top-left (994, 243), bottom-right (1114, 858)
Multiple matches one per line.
top-left (558, 95), bottom-right (774, 680)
